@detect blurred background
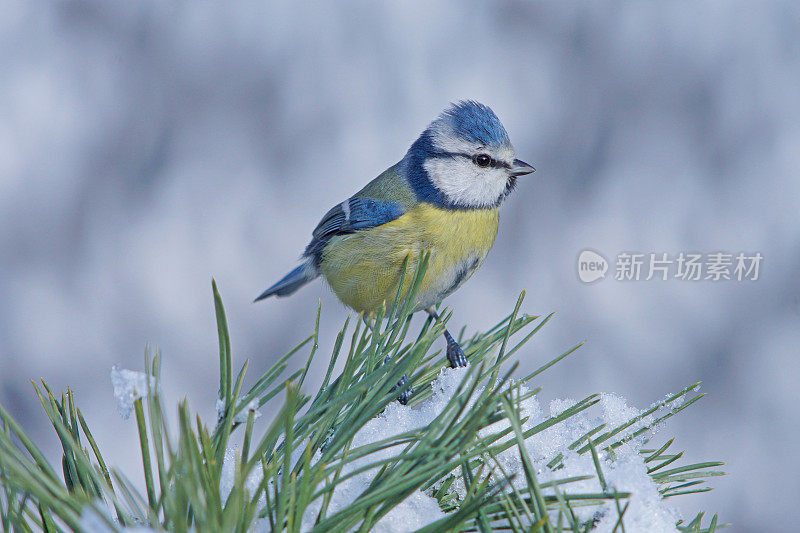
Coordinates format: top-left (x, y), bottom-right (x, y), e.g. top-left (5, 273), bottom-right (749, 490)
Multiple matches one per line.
top-left (1, 1), bottom-right (798, 529)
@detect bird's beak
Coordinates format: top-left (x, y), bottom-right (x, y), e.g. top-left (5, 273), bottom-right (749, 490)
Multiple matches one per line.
top-left (510, 159), bottom-right (536, 177)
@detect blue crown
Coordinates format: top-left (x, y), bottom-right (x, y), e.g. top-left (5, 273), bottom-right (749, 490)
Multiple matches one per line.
top-left (436, 100), bottom-right (510, 148)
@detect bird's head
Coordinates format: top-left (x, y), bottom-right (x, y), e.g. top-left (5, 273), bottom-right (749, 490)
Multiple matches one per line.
top-left (403, 100), bottom-right (534, 209)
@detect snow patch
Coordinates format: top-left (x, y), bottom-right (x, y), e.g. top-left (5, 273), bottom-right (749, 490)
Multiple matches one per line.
top-left (109, 366), bottom-right (157, 420)
top-left (105, 364), bottom-right (688, 532)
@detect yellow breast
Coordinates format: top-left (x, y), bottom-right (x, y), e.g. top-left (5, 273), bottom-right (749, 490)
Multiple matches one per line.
top-left (319, 204), bottom-right (499, 315)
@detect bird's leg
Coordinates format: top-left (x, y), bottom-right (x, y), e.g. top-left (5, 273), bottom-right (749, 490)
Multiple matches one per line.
top-left (366, 315), bottom-right (413, 404)
top-left (426, 308), bottom-right (468, 368)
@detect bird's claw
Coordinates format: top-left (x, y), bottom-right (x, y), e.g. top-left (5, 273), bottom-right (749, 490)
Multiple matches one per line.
top-left (446, 338), bottom-right (468, 368)
top-left (397, 389), bottom-right (413, 405)
top-left (391, 375), bottom-right (413, 405)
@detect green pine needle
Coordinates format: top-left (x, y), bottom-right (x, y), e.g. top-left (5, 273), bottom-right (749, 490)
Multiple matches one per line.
top-left (0, 267), bottom-right (725, 532)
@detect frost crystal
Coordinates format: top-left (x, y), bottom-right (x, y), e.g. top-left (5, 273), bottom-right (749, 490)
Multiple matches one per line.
top-left (109, 366), bottom-right (156, 420)
top-left (216, 397), bottom-right (262, 424)
top-left (80, 502), bottom-right (158, 532)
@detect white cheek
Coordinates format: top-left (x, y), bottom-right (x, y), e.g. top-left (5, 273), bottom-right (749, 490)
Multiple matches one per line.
top-left (424, 158), bottom-right (508, 208)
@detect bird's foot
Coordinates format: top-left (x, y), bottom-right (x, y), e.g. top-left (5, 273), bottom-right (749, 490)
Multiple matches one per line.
top-left (391, 375), bottom-right (413, 405)
top-left (444, 332), bottom-right (468, 368)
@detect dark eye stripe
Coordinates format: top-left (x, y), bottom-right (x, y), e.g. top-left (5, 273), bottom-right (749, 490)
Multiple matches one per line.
top-left (430, 151), bottom-right (511, 169)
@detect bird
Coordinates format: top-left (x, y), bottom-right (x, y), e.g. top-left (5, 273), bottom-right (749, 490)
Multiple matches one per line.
top-left (255, 100), bottom-right (534, 402)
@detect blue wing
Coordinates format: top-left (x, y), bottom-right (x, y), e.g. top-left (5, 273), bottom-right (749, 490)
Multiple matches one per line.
top-left (255, 163), bottom-right (412, 303)
top-left (255, 197), bottom-right (405, 301)
top-left (304, 197), bottom-right (406, 263)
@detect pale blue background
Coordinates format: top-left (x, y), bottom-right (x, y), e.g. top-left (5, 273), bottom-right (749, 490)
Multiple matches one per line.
top-left (2, 2), bottom-right (799, 530)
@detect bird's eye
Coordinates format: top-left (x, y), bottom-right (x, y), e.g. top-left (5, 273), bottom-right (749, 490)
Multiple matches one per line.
top-left (474, 154), bottom-right (493, 168)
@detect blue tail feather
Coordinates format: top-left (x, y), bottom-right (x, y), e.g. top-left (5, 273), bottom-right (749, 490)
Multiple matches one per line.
top-left (254, 263), bottom-right (317, 302)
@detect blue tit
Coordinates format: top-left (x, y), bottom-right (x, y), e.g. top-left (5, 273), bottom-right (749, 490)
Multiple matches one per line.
top-left (256, 100), bottom-right (534, 385)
